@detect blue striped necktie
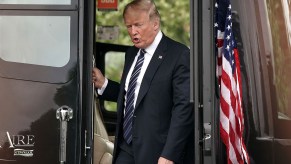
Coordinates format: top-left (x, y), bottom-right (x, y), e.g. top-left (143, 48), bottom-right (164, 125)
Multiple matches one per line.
top-left (123, 49), bottom-right (146, 144)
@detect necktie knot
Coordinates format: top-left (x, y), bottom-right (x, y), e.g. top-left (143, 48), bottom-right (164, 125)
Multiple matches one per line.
top-left (140, 49), bottom-right (146, 56)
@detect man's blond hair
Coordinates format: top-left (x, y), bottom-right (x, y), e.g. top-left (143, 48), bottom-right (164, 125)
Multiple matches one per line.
top-left (123, 0), bottom-right (161, 23)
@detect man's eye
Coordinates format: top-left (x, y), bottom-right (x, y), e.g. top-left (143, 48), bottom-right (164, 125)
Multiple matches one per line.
top-left (136, 23), bottom-right (143, 27)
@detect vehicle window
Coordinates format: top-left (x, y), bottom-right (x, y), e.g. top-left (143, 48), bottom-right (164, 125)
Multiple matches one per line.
top-left (0, 16), bottom-right (70, 67)
top-left (267, 0), bottom-right (291, 120)
top-left (0, 0), bottom-right (70, 5)
top-left (104, 51), bottom-right (125, 112)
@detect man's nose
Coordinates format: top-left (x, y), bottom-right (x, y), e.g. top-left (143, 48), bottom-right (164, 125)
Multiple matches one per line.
top-left (130, 26), bottom-right (137, 35)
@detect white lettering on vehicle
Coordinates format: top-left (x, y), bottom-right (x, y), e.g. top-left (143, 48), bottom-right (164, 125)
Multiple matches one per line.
top-left (0, 131), bottom-right (35, 158)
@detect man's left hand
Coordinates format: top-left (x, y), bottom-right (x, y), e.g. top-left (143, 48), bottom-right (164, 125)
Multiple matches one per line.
top-left (158, 157), bottom-right (174, 164)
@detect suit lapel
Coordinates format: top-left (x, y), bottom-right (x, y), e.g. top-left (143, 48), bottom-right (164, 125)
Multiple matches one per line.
top-left (135, 36), bottom-right (168, 108)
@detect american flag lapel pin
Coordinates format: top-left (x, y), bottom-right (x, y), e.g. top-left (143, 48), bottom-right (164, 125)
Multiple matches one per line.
top-left (158, 55), bottom-right (163, 59)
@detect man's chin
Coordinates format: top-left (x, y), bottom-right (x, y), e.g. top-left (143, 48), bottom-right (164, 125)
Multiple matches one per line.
top-left (133, 43), bottom-right (142, 48)
top-left (133, 42), bottom-right (146, 49)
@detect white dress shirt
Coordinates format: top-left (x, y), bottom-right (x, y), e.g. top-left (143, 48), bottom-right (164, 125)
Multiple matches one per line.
top-left (98, 31), bottom-right (163, 109)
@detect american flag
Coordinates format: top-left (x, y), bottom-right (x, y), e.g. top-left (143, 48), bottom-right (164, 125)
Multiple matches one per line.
top-left (215, 0), bottom-right (250, 163)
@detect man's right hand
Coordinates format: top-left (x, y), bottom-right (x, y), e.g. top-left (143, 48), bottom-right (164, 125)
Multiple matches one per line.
top-left (92, 68), bottom-right (105, 89)
top-left (158, 157), bottom-right (174, 164)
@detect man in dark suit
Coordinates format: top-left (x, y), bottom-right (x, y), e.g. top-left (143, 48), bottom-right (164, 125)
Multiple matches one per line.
top-left (93, 0), bottom-right (194, 163)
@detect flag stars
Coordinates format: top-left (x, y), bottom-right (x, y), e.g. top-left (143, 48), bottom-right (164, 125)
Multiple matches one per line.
top-left (226, 45), bottom-right (230, 51)
top-left (226, 35), bottom-right (231, 40)
top-left (228, 4), bottom-right (231, 10)
top-left (228, 43), bottom-right (232, 49)
top-left (225, 33), bottom-right (232, 42)
top-left (227, 14), bottom-right (232, 21)
top-left (226, 32), bottom-right (232, 40)
top-left (215, 2), bottom-right (218, 8)
top-left (214, 22), bottom-right (218, 27)
top-left (227, 25), bottom-right (231, 31)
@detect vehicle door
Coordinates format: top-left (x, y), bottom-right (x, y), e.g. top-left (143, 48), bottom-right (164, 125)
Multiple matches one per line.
top-left (0, 0), bottom-right (88, 163)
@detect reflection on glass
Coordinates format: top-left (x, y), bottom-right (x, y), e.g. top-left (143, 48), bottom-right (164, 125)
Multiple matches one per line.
top-left (104, 51), bottom-right (125, 112)
top-left (0, 16), bottom-right (71, 67)
top-left (0, 0), bottom-right (70, 5)
top-left (267, 0), bottom-right (291, 120)
top-left (281, 0), bottom-right (291, 46)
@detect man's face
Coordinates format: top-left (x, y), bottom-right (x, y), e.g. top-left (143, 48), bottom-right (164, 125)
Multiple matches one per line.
top-left (124, 8), bottom-right (159, 49)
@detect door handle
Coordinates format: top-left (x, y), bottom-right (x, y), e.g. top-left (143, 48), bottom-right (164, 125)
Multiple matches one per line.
top-left (56, 106), bottom-right (73, 164)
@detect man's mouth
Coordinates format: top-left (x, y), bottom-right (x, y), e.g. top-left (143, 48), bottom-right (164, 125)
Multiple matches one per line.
top-left (133, 38), bottom-right (140, 43)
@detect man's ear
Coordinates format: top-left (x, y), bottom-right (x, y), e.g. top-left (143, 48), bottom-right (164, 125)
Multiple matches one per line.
top-left (153, 19), bottom-right (160, 31)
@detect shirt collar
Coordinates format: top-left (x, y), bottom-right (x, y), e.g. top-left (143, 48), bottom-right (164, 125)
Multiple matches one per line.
top-left (144, 30), bottom-right (162, 56)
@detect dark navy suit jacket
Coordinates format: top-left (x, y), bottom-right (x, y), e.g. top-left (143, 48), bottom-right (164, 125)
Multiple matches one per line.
top-left (100, 34), bottom-right (194, 164)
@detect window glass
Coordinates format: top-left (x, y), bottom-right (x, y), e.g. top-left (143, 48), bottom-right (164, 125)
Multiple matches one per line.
top-left (104, 51), bottom-right (125, 112)
top-left (0, 16), bottom-right (70, 67)
top-left (266, 0), bottom-right (291, 120)
top-left (0, 0), bottom-right (70, 5)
